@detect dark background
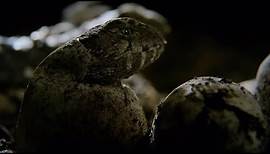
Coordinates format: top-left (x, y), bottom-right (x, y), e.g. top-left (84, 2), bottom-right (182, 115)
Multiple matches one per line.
top-left (0, 2), bottom-right (269, 92)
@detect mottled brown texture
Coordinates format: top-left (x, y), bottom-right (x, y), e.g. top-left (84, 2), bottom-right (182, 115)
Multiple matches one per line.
top-left (152, 77), bottom-right (267, 153)
top-left (15, 18), bottom-right (165, 152)
top-left (26, 18), bottom-right (165, 85)
top-left (78, 17), bottom-right (165, 83)
top-left (123, 74), bottom-right (161, 127)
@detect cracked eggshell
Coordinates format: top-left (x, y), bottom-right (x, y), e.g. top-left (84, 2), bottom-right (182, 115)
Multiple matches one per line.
top-left (15, 18), bottom-right (159, 152)
top-left (16, 81), bottom-right (148, 152)
top-left (123, 74), bottom-right (161, 127)
top-left (152, 76), bottom-right (267, 153)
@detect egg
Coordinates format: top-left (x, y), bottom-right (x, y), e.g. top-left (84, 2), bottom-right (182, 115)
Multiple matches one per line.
top-left (151, 76), bottom-right (267, 153)
top-left (16, 82), bottom-right (148, 152)
top-left (256, 54), bottom-right (270, 124)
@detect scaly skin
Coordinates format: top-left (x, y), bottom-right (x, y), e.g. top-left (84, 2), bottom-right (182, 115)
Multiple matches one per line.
top-left (15, 18), bottom-right (166, 152)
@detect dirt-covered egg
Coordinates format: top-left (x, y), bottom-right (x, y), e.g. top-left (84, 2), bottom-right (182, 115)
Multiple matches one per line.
top-left (16, 82), bottom-right (148, 152)
top-left (256, 54), bottom-right (270, 123)
top-left (151, 76), bottom-right (267, 153)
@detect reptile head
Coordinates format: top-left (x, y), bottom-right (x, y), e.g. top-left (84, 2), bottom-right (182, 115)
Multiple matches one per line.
top-left (78, 17), bottom-right (166, 83)
top-left (79, 17), bottom-right (165, 68)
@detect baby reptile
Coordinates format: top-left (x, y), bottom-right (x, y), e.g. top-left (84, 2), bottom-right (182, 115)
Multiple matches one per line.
top-left (15, 17), bottom-right (166, 152)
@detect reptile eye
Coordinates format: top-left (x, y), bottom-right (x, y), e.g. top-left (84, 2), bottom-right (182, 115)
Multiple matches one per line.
top-left (122, 29), bottom-right (129, 35)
